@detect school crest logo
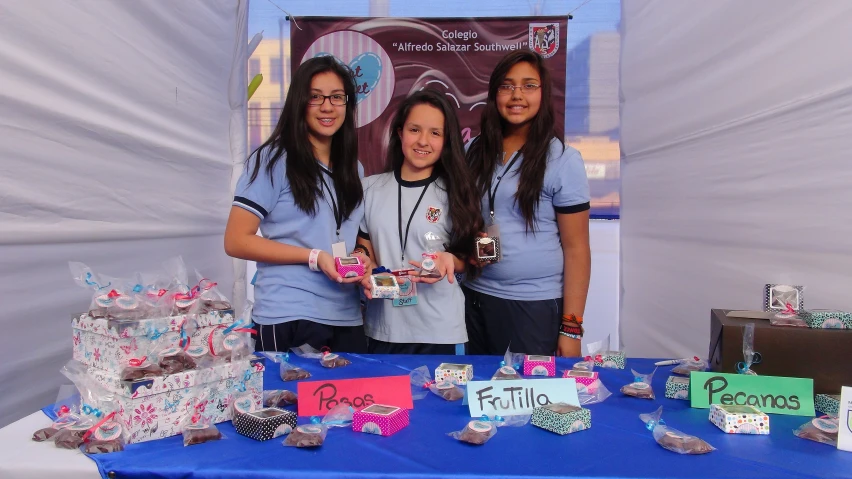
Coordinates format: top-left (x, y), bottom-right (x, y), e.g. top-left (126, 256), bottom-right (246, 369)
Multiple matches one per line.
top-left (426, 206), bottom-right (442, 223)
top-left (529, 23), bottom-right (559, 58)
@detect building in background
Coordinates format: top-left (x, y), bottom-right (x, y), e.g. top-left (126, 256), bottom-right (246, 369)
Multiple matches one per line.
top-left (247, 38), bottom-right (290, 154)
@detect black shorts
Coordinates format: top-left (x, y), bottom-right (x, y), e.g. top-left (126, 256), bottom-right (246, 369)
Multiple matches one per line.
top-left (463, 286), bottom-right (563, 356)
top-left (254, 320), bottom-right (368, 354)
top-left (367, 338), bottom-right (456, 355)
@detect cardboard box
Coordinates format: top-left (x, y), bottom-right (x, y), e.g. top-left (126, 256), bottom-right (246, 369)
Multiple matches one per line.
top-left (799, 310), bottom-right (852, 329)
top-left (593, 351), bottom-right (625, 369)
top-left (709, 309), bottom-right (852, 393)
top-left (523, 355), bottom-right (556, 377)
top-left (435, 363), bottom-right (473, 385)
top-left (86, 356), bottom-right (263, 444)
top-left (815, 393), bottom-right (840, 417)
top-left (233, 408), bottom-right (297, 441)
top-left (709, 404), bottom-right (770, 435)
top-left (352, 404), bottom-right (409, 437)
top-left (72, 309), bottom-right (235, 374)
top-left (531, 403), bottom-right (591, 435)
top-left (665, 376), bottom-right (690, 400)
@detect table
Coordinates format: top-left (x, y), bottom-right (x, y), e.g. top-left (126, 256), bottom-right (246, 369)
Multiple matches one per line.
top-left (3, 354), bottom-right (851, 479)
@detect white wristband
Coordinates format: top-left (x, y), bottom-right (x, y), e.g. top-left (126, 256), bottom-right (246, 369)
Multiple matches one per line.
top-left (308, 249), bottom-right (321, 272)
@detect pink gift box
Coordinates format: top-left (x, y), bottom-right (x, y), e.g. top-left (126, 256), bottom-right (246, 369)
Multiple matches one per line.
top-left (563, 370), bottom-right (599, 393)
top-left (352, 404), bottom-right (409, 437)
top-left (523, 355), bottom-right (556, 376)
top-left (336, 256), bottom-right (366, 278)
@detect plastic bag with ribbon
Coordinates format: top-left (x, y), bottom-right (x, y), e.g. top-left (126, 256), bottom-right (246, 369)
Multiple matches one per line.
top-left (737, 323), bottom-right (761, 375)
top-left (56, 360), bottom-right (126, 453)
top-left (620, 368), bottom-right (657, 400)
top-left (409, 366), bottom-right (465, 401)
top-left (769, 300), bottom-right (808, 327)
top-left (119, 321), bottom-right (167, 381)
top-left (229, 362), bottom-right (259, 418)
top-left (291, 344), bottom-right (351, 368)
top-left (264, 390), bottom-right (298, 408)
top-left (157, 316), bottom-right (198, 375)
top-left (283, 403), bottom-right (354, 448)
top-left (127, 271), bottom-right (174, 320)
top-left (418, 231), bottom-right (445, 279)
top-left (69, 262), bottom-right (123, 320)
top-left (640, 406), bottom-right (714, 455)
top-left (672, 356), bottom-right (708, 376)
top-left (491, 347), bottom-right (523, 380)
top-left (583, 334), bottom-right (625, 369)
top-left (208, 301), bottom-right (255, 365)
top-left (577, 379), bottom-right (612, 406)
top-left (192, 269), bottom-right (232, 313)
top-left (262, 352), bottom-right (311, 381)
top-left (571, 358), bottom-right (595, 372)
top-left (181, 374), bottom-right (225, 447)
top-left (793, 416), bottom-right (839, 446)
top-left (163, 257), bottom-right (201, 316)
top-left (32, 385), bottom-right (83, 443)
top-left (448, 415), bottom-right (528, 446)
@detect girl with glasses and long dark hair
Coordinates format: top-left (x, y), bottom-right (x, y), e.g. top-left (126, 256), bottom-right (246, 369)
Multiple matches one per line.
top-left (225, 56), bottom-right (370, 353)
top-left (464, 50), bottom-right (591, 357)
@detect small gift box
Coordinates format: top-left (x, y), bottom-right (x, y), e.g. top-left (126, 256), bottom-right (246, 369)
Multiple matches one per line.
top-left (589, 351), bottom-right (625, 369)
top-left (563, 370), bottom-right (599, 394)
top-left (665, 376), bottom-right (690, 400)
top-left (335, 257), bottom-right (366, 278)
top-left (709, 404), bottom-right (769, 435)
top-left (764, 284), bottom-right (804, 312)
top-left (531, 403), bottom-right (591, 435)
top-left (233, 408), bottom-right (297, 441)
top-left (352, 404), bottom-right (409, 437)
top-left (475, 236), bottom-right (500, 263)
top-left (799, 310), bottom-right (852, 329)
top-left (815, 393), bottom-right (841, 417)
top-left (370, 275), bottom-right (400, 299)
top-left (524, 355), bottom-right (556, 377)
top-left (435, 363), bottom-right (474, 385)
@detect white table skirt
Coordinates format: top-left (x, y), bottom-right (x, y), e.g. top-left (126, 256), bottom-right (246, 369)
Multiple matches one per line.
top-left (0, 412), bottom-right (99, 479)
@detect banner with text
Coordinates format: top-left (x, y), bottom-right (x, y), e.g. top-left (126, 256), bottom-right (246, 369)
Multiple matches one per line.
top-left (291, 16), bottom-right (568, 175)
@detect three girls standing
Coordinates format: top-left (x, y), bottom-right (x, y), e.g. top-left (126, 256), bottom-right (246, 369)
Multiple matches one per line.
top-left (225, 50), bottom-right (591, 357)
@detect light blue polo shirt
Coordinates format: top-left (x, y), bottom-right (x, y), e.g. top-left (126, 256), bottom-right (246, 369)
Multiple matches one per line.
top-left (232, 147), bottom-right (364, 326)
top-left (464, 137), bottom-right (590, 301)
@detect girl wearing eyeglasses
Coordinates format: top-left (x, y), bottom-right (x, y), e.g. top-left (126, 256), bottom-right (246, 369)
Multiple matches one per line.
top-left (464, 50), bottom-right (591, 357)
top-left (225, 56), bottom-right (370, 353)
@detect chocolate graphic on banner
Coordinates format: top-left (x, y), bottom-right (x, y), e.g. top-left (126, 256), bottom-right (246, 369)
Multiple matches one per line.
top-left (291, 17), bottom-right (568, 176)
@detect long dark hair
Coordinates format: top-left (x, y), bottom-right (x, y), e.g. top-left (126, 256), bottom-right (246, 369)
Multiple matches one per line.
top-left (385, 90), bottom-right (484, 274)
top-left (247, 56), bottom-right (362, 219)
top-left (467, 50), bottom-right (562, 232)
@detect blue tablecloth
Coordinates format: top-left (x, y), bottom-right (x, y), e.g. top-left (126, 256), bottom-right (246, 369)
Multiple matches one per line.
top-left (43, 355), bottom-right (852, 479)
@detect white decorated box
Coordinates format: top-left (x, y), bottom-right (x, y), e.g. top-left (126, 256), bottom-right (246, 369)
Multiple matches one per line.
top-left (72, 309), bottom-right (235, 374)
top-left (86, 355), bottom-right (263, 444)
top-left (435, 363), bottom-right (474, 385)
top-left (709, 404), bottom-right (770, 435)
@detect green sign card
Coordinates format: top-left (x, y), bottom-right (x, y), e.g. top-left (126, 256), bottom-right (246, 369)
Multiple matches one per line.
top-left (689, 372), bottom-right (814, 416)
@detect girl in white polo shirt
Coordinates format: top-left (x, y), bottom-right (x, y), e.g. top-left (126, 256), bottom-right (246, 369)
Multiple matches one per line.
top-left (355, 89), bottom-right (483, 354)
top-left (225, 56), bottom-right (369, 353)
top-left (464, 50), bottom-right (591, 357)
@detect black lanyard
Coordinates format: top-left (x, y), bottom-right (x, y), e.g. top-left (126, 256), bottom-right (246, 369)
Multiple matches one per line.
top-left (398, 181), bottom-right (431, 264)
top-left (487, 152), bottom-right (520, 221)
top-left (318, 170), bottom-right (342, 238)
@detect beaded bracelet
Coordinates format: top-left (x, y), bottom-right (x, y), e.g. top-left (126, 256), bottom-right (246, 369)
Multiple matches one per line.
top-left (559, 331), bottom-right (582, 340)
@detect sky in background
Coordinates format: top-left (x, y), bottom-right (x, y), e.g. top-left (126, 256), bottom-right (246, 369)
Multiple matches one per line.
top-left (248, 0), bottom-right (620, 51)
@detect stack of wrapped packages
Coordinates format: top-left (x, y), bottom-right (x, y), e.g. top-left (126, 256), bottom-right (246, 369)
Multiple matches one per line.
top-left (63, 257), bottom-right (263, 445)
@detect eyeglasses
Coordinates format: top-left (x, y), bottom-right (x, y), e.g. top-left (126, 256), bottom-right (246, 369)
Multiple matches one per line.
top-left (496, 84), bottom-right (541, 95)
top-left (308, 94), bottom-right (347, 106)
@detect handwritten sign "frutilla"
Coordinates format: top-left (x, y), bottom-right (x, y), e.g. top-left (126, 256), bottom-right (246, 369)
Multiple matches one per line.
top-left (466, 379), bottom-right (579, 417)
top-left (690, 372), bottom-right (814, 416)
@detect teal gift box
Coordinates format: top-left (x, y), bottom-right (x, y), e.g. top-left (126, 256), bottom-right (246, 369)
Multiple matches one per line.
top-left (531, 403), bottom-right (591, 435)
top-left (799, 310), bottom-right (852, 329)
top-left (592, 351), bottom-right (625, 369)
top-left (814, 393), bottom-right (840, 417)
top-left (665, 376), bottom-right (690, 400)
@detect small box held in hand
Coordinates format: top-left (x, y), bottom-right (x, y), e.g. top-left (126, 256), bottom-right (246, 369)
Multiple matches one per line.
top-left (524, 355), bottom-right (556, 376)
top-left (370, 275), bottom-right (400, 299)
top-left (475, 236), bottom-right (500, 263)
top-left (352, 404), bottom-right (410, 437)
top-left (335, 256), bottom-right (366, 278)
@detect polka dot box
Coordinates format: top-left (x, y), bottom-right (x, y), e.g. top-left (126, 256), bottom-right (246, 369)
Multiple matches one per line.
top-left (709, 404), bottom-right (770, 435)
top-left (352, 404), bottom-right (410, 437)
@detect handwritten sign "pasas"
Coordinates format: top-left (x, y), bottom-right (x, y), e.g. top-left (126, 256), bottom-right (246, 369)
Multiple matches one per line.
top-left (297, 376), bottom-right (413, 416)
top-left (467, 378), bottom-right (580, 417)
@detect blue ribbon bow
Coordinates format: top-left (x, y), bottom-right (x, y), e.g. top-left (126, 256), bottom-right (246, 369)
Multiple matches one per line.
top-left (480, 414), bottom-right (504, 422)
top-left (310, 416), bottom-right (321, 424)
top-left (132, 284), bottom-right (143, 293)
top-left (82, 404), bottom-right (102, 418)
top-left (645, 418), bottom-right (665, 431)
top-left (634, 376), bottom-right (643, 383)
top-left (372, 266), bottom-right (392, 274)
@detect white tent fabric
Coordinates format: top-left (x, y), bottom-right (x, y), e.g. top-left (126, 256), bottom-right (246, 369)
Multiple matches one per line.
top-left (620, 0), bottom-right (852, 357)
top-left (0, 0), bottom-right (246, 427)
